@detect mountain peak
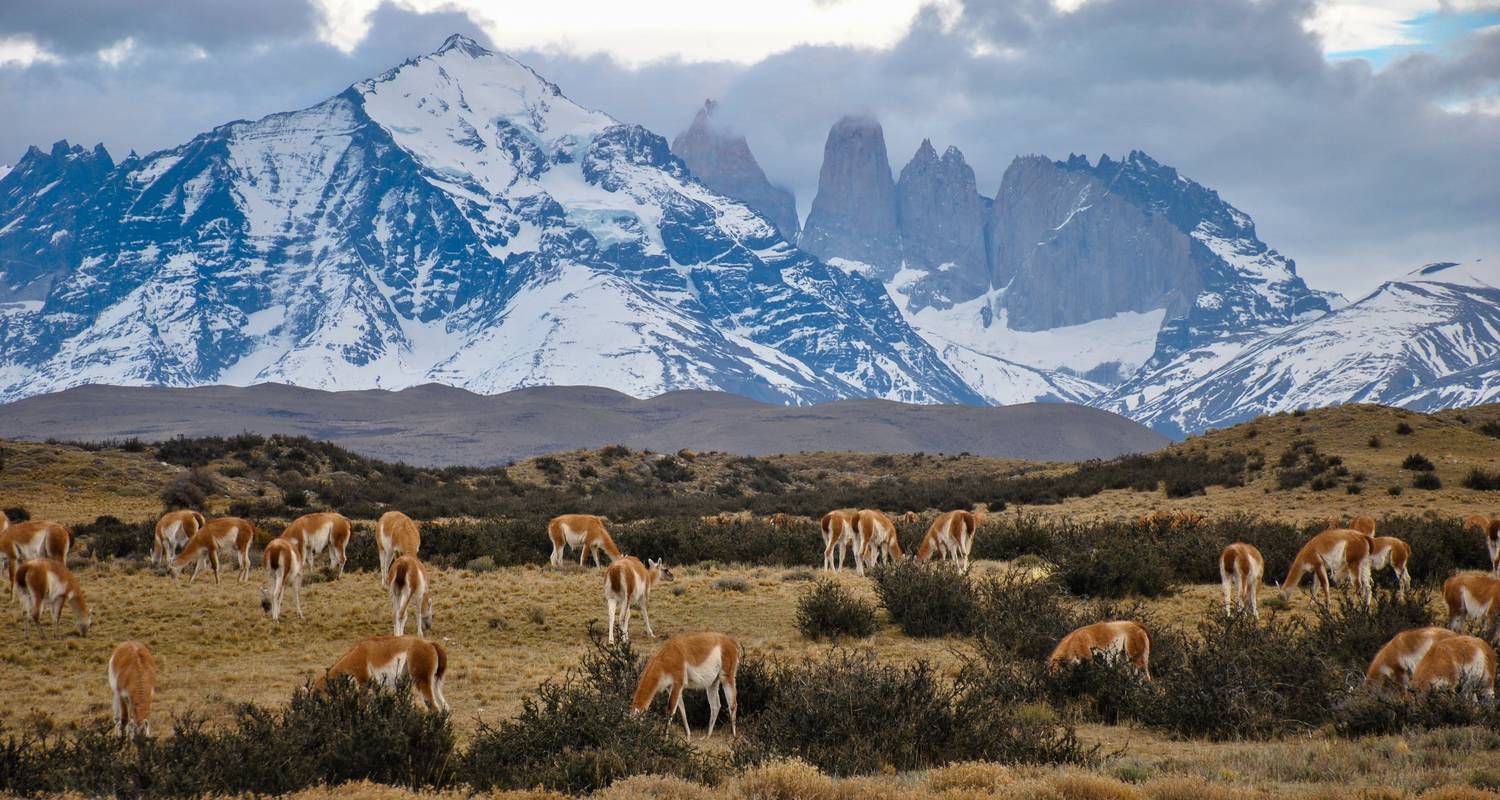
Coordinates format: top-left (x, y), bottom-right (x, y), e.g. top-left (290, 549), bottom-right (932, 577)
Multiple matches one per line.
top-left (435, 33), bottom-right (490, 58)
top-left (1406, 258), bottom-right (1495, 289)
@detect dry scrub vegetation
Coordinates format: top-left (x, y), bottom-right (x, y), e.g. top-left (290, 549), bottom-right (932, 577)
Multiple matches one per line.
top-left (3, 403), bottom-right (1500, 798)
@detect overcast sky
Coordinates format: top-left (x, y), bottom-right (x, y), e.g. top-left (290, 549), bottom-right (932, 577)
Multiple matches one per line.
top-left (1, 0), bottom-right (1496, 297)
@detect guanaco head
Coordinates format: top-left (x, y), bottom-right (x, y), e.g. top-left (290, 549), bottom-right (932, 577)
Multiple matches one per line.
top-left (259, 586), bottom-right (273, 614)
top-left (75, 603), bottom-right (92, 637)
top-left (648, 558), bottom-right (675, 583)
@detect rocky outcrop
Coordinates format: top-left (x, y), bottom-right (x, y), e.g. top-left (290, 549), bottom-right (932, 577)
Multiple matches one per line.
top-left (989, 155), bottom-right (1200, 331)
top-left (895, 140), bottom-right (990, 309)
top-left (799, 116), bottom-right (901, 277)
top-left (670, 100), bottom-right (799, 243)
top-left (0, 140), bottom-right (115, 301)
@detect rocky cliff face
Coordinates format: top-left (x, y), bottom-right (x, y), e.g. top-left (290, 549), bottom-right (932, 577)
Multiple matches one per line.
top-left (989, 155), bottom-right (1200, 331)
top-left (0, 140), bottom-right (115, 301)
top-left (895, 140), bottom-right (990, 310)
top-left (670, 100), bottom-right (799, 243)
top-left (798, 116), bottom-right (902, 277)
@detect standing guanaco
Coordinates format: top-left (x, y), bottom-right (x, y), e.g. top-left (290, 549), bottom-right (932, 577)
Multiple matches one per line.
top-left (153, 510), bottom-right (204, 565)
top-left (108, 641), bottom-right (157, 737)
top-left (169, 516), bottom-right (256, 584)
top-left (855, 509), bottom-right (902, 573)
top-left (546, 514), bottom-right (622, 568)
top-left (1219, 542), bottom-right (1265, 618)
top-left (376, 511), bottom-right (421, 587)
top-left (279, 512), bottom-right (352, 578)
top-left (1278, 529), bottom-right (1372, 608)
top-left (1, 520), bottom-right (72, 598)
top-left (317, 635), bottom-right (449, 711)
top-left (14, 558), bottom-right (90, 638)
top-left (1464, 515), bottom-right (1500, 574)
top-left (260, 537), bottom-right (304, 622)
top-left (387, 555), bottom-right (433, 637)
top-left (915, 510), bottom-right (980, 570)
top-left (1443, 572), bottom-right (1500, 636)
top-left (1365, 627), bottom-right (1458, 690)
top-left (819, 509), bottom-right (858, 572)
top-left (630, 632), bottom-right (740, 739)
top-left (604, 556), bottom-right (673, 643)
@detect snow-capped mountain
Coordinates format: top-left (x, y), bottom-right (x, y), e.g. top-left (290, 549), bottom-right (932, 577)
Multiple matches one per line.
top-left (0, 35), bottom-right (983, 407)
top-left (1105, 257), bottom-right (1500, 436)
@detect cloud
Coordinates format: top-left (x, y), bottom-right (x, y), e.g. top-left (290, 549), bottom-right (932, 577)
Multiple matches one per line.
top-left (0, 0), bottom-right (319, 54)
top-left (0, 0), bottom-right (1495, 296)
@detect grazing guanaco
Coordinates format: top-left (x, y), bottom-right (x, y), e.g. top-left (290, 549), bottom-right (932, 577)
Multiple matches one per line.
top-left (153, 510), bottom-right (204, 565)
top-left (1278, 529), bottom-right (1372, 608)
top-left (1048, 620), bottom-right (1152, 680)
top-left (317, 635), bottom-right (449, 711)
top-left (856, 509), bottom-right (903, 573)
top-left (14, 558), bottom-right (90, 638)
top-left (630, 631), bottom-right (740, 739)
top-left (1364, 627), bottom-right (1458, 690)
top-left (547, 514), bottom-right (622, 568)
top-left (1367, 536), bottom-right (1413, 597)
top-left (259, 537), bottom-right (304, 622)
top-left (1464, 515), bottom-right (1500, 574)
top-left (169, 517), bottom-right (255, 584)
top-left (605, 556), bottom-right (674, 643)
top-left (1443, 572), bottom-right (1500, 636)
top-left (1219, 542), bottom-right (1265, 618)
top-left (279, 512), bottom-right (352, 578)
top-left (0, 520), bottom-right (72, 598)
top-left (376, 511), bottom-right (421, 587)
top-left (108, 641), bottom-right (157, 737)
top-left (1350, 515), bottom-right (1377, 537)
top-left (819, 509), bottom-right (858, 572)
top-left (387, 555), bottom-right (433, 637)
top-left (915, 510), bottom-right (980, 571)
top-left (1410, 635), bottom-right (1496, 699)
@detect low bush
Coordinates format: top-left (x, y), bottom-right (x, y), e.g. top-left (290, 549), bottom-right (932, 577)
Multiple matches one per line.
top-left (1396, 421), bottom-right (1415, 435)
top-left (1333, 685), bottom-right (1500, 737)
top-left (1049, 524), bottom-right (1178, 599)
top-left (1462, 468), bottom-right (1500, 491)
top-left (795, 580), bottom-right (877, 640)
top-left (870, 561), bottom-right (976, 637)
top-left (1402, 453), bottom-right (1436, 471)
top-left (159, 467), bottom-right (220, 511)
top-left (75, 515), bottom-right (154, 560)
top-left (738, 650), bottom-right (1093, 776)
top-left (1413, 472), bottom-right (1443, 490)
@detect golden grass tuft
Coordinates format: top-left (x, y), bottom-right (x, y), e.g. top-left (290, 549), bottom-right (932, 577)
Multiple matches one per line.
top-left (593, 774), bottom-right (718, 800)
top-left (925, 761), bottom-right (1018, 792)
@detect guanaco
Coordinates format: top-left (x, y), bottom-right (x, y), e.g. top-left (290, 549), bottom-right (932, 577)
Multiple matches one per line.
top-left (1, 520), bottom-right (72, 598)
top-left (1219, 542), bottom-right (1265, 618)
top-left (605, 556), bottom-right (673, 643)
top-left (317, 635), bottom-right (449, 711)
top-left (1464, 515), bottom-right (1500, 574)
top-left (108, 641), bottom-right (157, 737)
top-left (376, 511), bottom-right (421, 587)
top-left (1365, 627), bottom-right (1458, 690)
top-left (259, 537), bottom-right (304, 622)
top-left (1367, 536), bottom-right (1413, 597)
top-left (1278, 529), bottom-right (1372, 608)
top-left (1410, 635), bottom-right (1496, 700)
top-left (915, 510), bottom-right (980, 570)
top-left (1048, 620), bottom-right (1152, 679)
top-left (153, 510), bottom-right (204, 565)
top-left (856, 509), bottom-right (903, 572)
top-left (630, 631), bottom-right (740, 739)
top-left (14, 558), bottom-right (90, 638)
top-left (819, 509), bottom-right (858, 572)
top-left (279, 512), bottom-right (352, 578)
top-left (547, 514), bottom-right (622, 568)
top-left (169, 516), bottom-right (255, 584)
top-left (1443, 572), bottom-right (1500, 636)
top-left (387, 555), bottom-right (433, 637)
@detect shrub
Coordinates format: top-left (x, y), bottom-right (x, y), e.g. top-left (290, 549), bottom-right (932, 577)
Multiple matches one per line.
top-left (1049, 524), bottom-right (1178, 599)
top-left (1333, 686), bottom-right (1500, 737)
top-left (159, 467), bottom-right (221, 511)
top-left (737, 651), bottom-right (1092, 776)
top-left (795, 581), bottom-right (877, 640)
top-left (1413, 472), bottom-right (1442, 490)
top-left (1402, 453), bottom-right (1436, 471)
top-left (1396, 421), bottom-right (1415, 435)
top-left (1462, 468), bottom-right (1500, 491)
top-left (1368, 435), bottom-right (1382, 448)
top-left (462, 635), bottom-right (714, 794)
top-left (870, 561), bottom-right (977, 637)
top-left (650, 457), bottom-right (695, 483)
top-left (971, 568), bottom-right (1083, 661)
top-left (75, 516), bottom-right (154, 560)
top-left (1479, 421), bottom-right (1500, 438)
top-left (1389, 485), bottom-right (1404, 496)
top-left (712, 576), bottom-right (750, 592)
top-left (3, 506), bottom-right (30, 522)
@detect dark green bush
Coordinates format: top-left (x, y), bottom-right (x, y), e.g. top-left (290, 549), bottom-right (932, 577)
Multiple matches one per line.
top-left (1396, 421), bottom-right (1415, 435)
top-left (1463, 468), bottom-right (1500, 491)
top-left (870, 561), bottom-right (977, 637)
top-left (1402, 453), bottom-right (1436, 471)
top-left (158, 468), bottom-right (220, 511)
top-left (738, 650), bottom-right (1092, 776)
top-left (1333, 685), bottom-right (1500, 737)
top-left (1479, 421), bottom-right (1500, 438)
top-left (1413, 472), bottom-right (1442, 490)
top-left (75, 515), bottom-right (154, 560)
top-left (795, 580), bottom-right (877, 640)
top-left (1049, 524), bottom-right (1178, 599)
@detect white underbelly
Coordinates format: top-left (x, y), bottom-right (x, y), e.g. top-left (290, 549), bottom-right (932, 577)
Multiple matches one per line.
top-left (682, 647), bottom-right (724, 690)
top-left (369, 653), bottom-right (410, 687)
